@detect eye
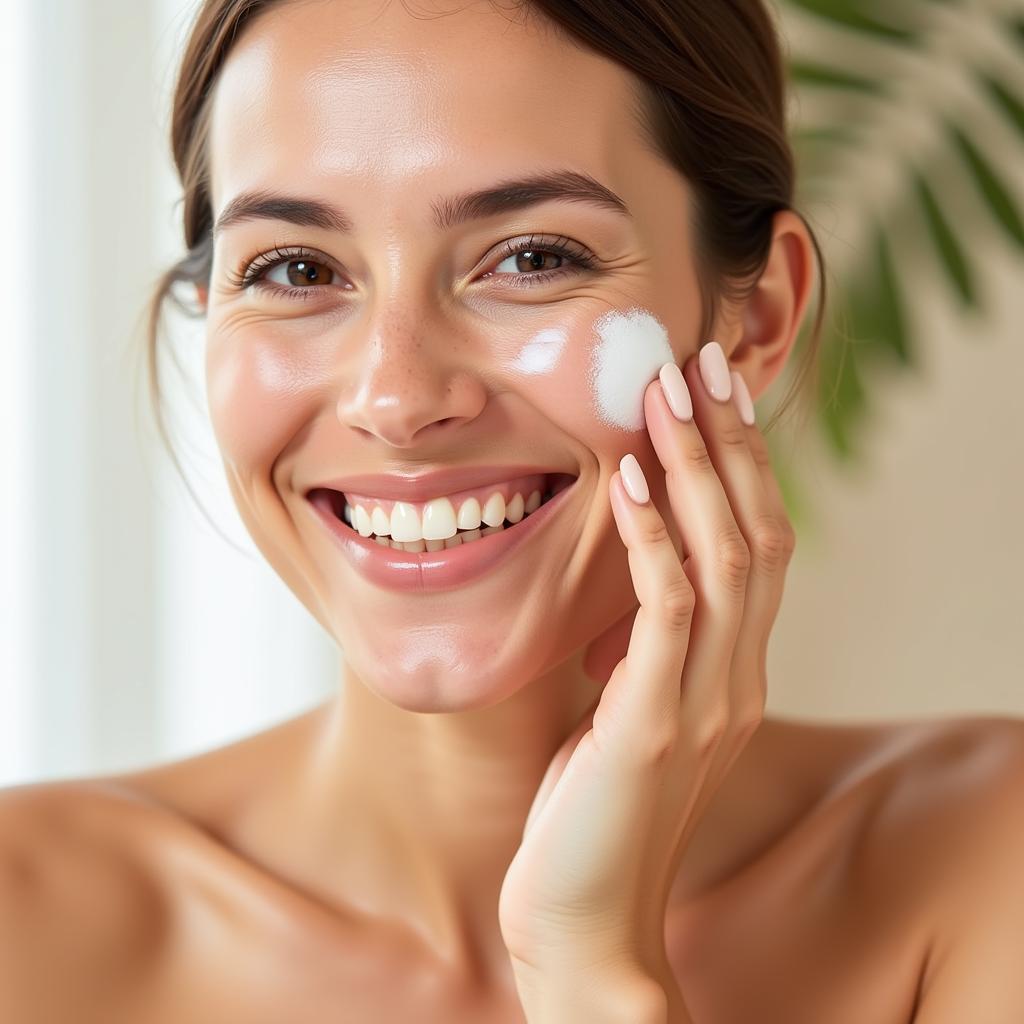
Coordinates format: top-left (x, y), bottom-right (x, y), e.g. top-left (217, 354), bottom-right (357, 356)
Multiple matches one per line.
top-left (482, 234), bottom-right (599, 289)
top-left (263, 256), bottom-right (336, 289)
top-left (225, 245), bottom-right (350, 303)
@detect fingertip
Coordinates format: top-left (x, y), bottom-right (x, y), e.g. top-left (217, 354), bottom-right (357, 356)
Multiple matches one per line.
top-left (619, 453), bottom-right (650, 504)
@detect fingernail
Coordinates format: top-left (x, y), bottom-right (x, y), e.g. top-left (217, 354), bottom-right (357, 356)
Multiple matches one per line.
top-left (658, 362), bottom-right (693, 422)
top-left (730, 370), bottom-right (756, 426)
top-left (619, 453), bottom-right (650, 504)
top-left (698, 341), bottom-right (732, 402)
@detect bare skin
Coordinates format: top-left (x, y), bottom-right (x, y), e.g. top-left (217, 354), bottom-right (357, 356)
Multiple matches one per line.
top-left (3, 710), bottom-right (1024, 1022)
top-left (4, 1), bottom-right (1024, 1021)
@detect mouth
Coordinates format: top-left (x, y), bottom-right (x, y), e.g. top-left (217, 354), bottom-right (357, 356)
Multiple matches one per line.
top-left (303, 471), bottom-right (579, 592)
top-left (306, 471), bottom-right (577, 549)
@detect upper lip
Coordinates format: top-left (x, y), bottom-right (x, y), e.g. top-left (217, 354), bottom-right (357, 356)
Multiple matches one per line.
top-left (305, 464), bottom-right (576, 503)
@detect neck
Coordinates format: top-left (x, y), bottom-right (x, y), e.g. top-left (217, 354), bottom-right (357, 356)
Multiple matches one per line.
top-left (287, 648), bottom-right (600, 985)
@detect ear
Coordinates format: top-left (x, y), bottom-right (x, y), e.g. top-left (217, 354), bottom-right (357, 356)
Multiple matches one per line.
top-left (195, 282), bottom-right (209, 312)
top-left (715, 209), bottom-right (816, 401)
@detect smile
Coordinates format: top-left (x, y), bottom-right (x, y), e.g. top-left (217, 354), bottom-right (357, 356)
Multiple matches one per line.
top-left (305, 472), bottom-right (579, 592)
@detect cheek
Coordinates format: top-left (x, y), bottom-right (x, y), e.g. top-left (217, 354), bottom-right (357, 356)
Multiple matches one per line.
top-left (506, 306), bottom-right (674, 446)
top-left (589, 308), bottom-right (674, 431)
top-left (206, 337), bottom-right (318, 469)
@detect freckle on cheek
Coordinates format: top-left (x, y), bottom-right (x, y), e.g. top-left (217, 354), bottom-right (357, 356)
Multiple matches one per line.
top-left (588, 308), bottom-right (674, 431)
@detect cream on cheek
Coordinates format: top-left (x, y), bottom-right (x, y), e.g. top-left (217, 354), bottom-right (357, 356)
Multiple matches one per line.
top-left (589, 308), bottom-right (674, 431)
top-left (508, 307), bottom-right (673, 438)
top-left (509, 326), bottom-right (567, 375)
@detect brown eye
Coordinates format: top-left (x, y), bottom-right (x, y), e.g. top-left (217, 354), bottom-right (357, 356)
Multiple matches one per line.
top-left (494, 249), bottom-right (565, 275)
top-left (271, 258), bottom-right (335, 288)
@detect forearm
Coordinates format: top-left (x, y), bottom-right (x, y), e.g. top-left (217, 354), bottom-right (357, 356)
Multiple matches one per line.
top-left (510, 956), bottom-right (693, 1024)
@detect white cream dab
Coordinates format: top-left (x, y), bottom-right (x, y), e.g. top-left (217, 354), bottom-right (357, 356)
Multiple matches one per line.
top-left (589, 308), bottom-right (674, 430)
top-left (511, 327), bottom-right (567, 374)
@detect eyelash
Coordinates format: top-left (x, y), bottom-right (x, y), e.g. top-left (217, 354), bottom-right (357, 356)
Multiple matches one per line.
top-left (225, 234), bottom-right (600, 302)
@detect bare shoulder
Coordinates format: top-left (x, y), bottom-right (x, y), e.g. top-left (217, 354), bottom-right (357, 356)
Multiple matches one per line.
top-left (0, 778), bottom-right (179, 1019)
top-left (860, 713), bottom-right (1024, 868)
top-left (854, 714), bottom-right (1024, 1020)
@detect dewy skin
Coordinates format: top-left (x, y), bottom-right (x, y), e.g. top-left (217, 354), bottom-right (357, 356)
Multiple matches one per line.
top-left (589, 307), bottom-right (674, 430)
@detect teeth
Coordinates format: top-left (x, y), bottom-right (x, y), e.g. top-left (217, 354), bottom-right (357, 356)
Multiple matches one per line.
top-left (390, 501), bottom-right (421, 543)
top-left (342, 485), bottom-right (559, 544)
top-left (371, 506), bottom-right (391, 536)
top-left (354, 504), bottom-right (374, 538)
top-left (506, 492), bottom-right (525, 524)
top-left (422, 496), bottom-right (457, 540)
top-left (481, 492), bottom-right (506, 528)
top-left (456, 496), bottom-right (482, 531)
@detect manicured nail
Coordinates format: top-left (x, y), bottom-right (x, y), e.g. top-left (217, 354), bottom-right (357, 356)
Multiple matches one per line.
top-left (698, 341), bottom-right (732, 402)
top-left (730, 370), bottom-right (756, 426)
top-left (658, 362), bottom-right (693, 422)
top-left (619, 453), bottom-right (650, 504)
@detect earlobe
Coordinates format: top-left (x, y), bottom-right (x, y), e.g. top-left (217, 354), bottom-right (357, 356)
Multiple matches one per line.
top-left (728, 210), bottom-right (816, 401)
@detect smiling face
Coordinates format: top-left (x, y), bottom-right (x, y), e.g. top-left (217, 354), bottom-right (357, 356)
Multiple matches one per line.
top-left (203, 0), bottom-right (703, 709)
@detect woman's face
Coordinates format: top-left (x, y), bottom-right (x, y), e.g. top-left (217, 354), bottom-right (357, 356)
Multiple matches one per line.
top-left (204, 0), bottom-right (702, 710)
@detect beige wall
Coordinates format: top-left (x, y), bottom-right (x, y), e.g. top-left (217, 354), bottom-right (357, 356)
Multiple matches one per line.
top-left (766, 244), bottom-right (1023, 723)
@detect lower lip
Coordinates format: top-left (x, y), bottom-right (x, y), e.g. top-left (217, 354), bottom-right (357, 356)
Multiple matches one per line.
top-left (307, 481), bottom-right (577, 593)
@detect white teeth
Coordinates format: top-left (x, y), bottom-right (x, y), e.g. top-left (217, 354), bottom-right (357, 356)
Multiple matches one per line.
top-left (354, 504), bottom-right (374, 538)
top-left (390, 501), bottom-right (421, 543)
top-left (456, 496), bottom-right (482, 531)
top-left (422, 496), bottom-right (457, 540)
top-left (342, 483), bottom-right (560, 544)
top-left (481, 492), bottom-right (506, 528)
top-left (506, 492), bottom-right (525, 524)
top-left (371, 506), bottom-right (391, 536)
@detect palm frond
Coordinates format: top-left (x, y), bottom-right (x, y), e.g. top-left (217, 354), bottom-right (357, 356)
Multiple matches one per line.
top-left (770, 0), bottom-right (1024, 528)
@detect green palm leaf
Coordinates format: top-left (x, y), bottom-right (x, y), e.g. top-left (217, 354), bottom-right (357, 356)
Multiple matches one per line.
top-left (770, 0), bottom-right (1024, 530)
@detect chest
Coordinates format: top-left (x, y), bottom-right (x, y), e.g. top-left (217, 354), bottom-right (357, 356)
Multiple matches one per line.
top-left (663, 807), bottom-right (927, 1024)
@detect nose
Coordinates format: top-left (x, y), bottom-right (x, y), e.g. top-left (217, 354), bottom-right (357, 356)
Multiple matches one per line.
top-left (335, 309), bottom-right (488, 448)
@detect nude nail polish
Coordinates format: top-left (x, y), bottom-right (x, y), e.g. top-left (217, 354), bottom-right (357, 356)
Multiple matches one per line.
top-left (698, 341), bottom-right (733, 401)
top-left (619, 453), bottom-right (650, 504)
top-left (658, 362), bottom-right (693, 422)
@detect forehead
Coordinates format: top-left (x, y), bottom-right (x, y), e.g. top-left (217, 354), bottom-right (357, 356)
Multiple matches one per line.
top-left (208, 0), bottom-right (647, 218)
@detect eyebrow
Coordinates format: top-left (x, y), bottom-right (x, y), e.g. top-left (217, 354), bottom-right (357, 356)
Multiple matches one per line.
top-left (211, 170), bottom-right (631, 241)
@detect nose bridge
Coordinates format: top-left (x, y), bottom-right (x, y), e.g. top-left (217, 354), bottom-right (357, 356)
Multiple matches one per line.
top-left (335, 295), bottom-right (485, 448)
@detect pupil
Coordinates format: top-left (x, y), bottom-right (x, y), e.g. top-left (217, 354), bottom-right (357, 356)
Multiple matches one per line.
top-left (516, 250), bottom-right (559, 273)
top-left (288, 260), bottom-right (321, 285)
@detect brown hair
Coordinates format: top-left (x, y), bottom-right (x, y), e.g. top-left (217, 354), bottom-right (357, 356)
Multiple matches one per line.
top-left (144, 0), bottom-right (826, 504)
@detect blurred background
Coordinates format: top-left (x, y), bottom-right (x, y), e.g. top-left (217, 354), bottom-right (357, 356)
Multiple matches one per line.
top-left (1, 0), bottom-right (1022, 788)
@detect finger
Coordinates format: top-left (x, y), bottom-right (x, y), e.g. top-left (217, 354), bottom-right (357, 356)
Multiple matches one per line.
top-left (594, 463), bottom-right (694, 759)
top-left (641, 367), bottom-right (747, 716)
top-left (730, 383), bottom-right (797, 681)
top-left (679, 349), bottom-right (785, 717)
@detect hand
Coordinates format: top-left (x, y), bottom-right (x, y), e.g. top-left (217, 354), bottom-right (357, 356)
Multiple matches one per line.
top-left (498, 343), bottom-right (796, 992)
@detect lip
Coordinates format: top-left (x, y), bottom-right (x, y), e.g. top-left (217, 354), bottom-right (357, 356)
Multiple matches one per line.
top-left (306, 463), bottom-right (573, 504)
top-left (305, 477), bottom-right (578, 593)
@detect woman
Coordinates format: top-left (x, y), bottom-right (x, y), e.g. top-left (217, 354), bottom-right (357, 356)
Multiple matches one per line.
top-left (3, 1), bottom-right (1023, 1021)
